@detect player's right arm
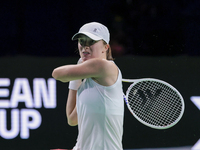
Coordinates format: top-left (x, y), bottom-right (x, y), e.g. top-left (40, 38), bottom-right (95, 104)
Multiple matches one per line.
top-left (66, 89), bottom-right (78, 126)
top-left (53, 58), bottom-right (83, 126)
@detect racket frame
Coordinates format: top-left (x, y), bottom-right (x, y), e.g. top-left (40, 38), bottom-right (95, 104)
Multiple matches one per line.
top-left (122, 78), bottom-right (185, 129)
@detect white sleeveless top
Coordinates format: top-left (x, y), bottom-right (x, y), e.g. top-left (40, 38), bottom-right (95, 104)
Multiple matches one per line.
top-left (73, 67), bottom-right (124, 150)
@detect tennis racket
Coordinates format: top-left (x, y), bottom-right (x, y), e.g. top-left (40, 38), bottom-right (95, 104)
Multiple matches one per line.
top-left (122, 78), bottom-right (185, 129)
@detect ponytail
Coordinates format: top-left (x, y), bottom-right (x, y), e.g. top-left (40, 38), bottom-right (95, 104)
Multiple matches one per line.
top-left (103, 41), bottom-right (114, 60)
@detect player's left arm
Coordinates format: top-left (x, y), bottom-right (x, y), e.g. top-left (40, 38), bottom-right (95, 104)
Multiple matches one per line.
top-left (52, 58), bottom-right (111, 82)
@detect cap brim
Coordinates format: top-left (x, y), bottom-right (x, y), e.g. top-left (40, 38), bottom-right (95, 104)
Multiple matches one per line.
top-left (72, 32), bottom-right (102, 41)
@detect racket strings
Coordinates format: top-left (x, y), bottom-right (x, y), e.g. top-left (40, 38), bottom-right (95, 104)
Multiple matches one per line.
top-left (127, 81), bottom-right (183, 127)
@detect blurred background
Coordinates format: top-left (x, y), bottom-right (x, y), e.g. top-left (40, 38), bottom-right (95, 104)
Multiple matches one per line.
top-left (1, 0), bottom-right (200, 57)
top-left (0, 0), bottom-right (200, 150)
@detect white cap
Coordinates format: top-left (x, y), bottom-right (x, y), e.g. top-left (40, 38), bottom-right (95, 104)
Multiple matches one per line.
top-left (72, 22), bottom-right (110, 44)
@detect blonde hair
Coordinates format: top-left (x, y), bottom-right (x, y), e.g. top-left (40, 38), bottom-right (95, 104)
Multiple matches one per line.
top-left (103, 41), bottom-right (114, 60)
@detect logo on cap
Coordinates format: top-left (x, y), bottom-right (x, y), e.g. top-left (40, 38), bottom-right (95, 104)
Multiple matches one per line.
top-left (93, 28), bottom-right (97, 32)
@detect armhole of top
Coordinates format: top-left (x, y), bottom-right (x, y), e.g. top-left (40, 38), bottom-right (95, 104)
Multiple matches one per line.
top-left (90, 67), bottom-right (122, 89)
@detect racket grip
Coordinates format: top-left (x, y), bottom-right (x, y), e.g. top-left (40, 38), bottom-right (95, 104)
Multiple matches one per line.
top-left (123, 95), bottom-right (128, 104)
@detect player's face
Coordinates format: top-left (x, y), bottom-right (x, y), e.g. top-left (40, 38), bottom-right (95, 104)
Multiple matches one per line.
top-left (78, 35), bottom-right (107, 61)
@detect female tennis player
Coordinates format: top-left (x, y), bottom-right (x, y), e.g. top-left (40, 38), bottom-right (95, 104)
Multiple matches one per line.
top-left (52, 22), bottom-right (124, 150)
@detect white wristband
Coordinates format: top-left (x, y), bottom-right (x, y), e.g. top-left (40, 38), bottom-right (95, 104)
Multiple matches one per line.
top-left (68, 80), bottom-right (82, 90)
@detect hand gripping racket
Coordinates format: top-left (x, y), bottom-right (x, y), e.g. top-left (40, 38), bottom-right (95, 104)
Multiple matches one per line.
top-left (122, 78), bottom-right (185, 129)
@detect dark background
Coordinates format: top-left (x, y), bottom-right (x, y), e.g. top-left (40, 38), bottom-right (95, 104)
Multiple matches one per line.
top-left (0, 0), bottom-right (200, 149)
top-left (0, 0), bottom-right (200, 57)
top-left (0, 56), bottom-right (200, 150)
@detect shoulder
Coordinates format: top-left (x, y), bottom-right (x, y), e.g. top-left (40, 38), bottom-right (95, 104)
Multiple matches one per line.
top-left (82, 58), bottom-right (116, 71)
top-left (84, 58), bottom-right (118, 82)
